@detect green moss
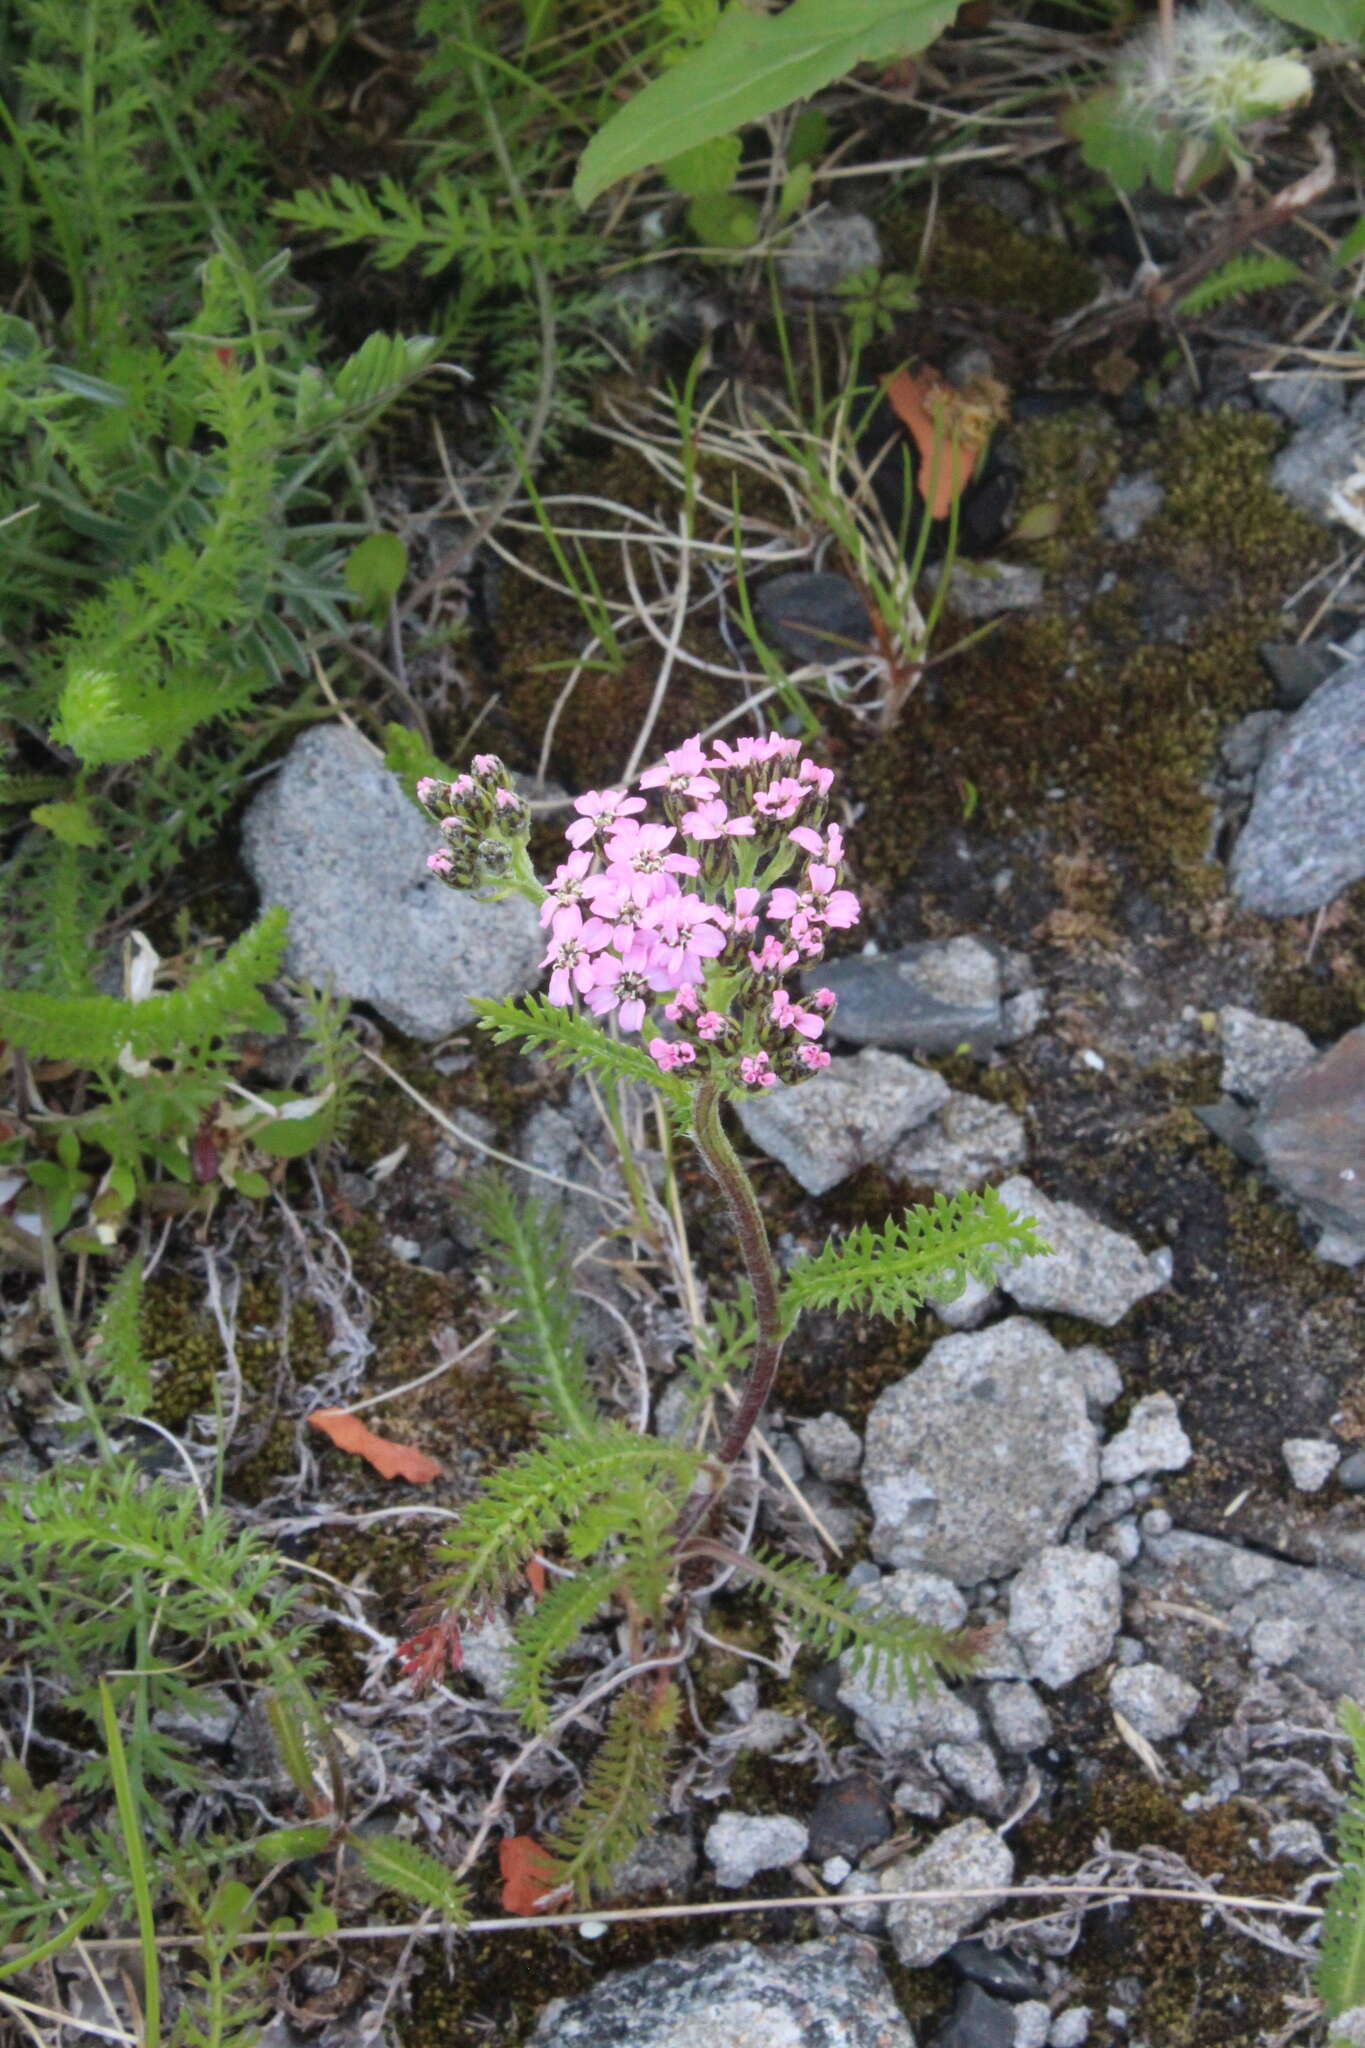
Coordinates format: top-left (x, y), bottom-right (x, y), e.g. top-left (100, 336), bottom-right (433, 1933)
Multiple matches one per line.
top-left (1151, 409), bottom-right (1326, 591)
top-left (1010, 409), bottom-right (1123, 568)
top-left (879, 199), bottom-right (1099, 321)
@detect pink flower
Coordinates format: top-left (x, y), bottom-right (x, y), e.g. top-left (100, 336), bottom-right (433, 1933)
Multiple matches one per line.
top-left (727, 886), bottom-right (762, 936)
top-left (639, 739), bottom-right (720, 799)
top-left (788, 823), bottom-right (844, 863)
top-left (601, 822), bottom-right (699, 903)
top-left (796, 1043), bottom-right (831, 1071)
top-left (709, 734), bottom-right (797, 770)
top-left (771, 991), bottom-right (824, 1039)
top-left (798, 757), bottom-right (834, 796)
top-left (663, 984), bottom-right (699, 1021)
top-left (586, 955), bottom-right (674, 1033)
top-left (416, 777), bottom-right (444, 806)
top-left (680, 798), bottom-right (756, 841)
top-left (752, 777), bottom-right (807, 821)
top-left (566, 788), bottom-right (646, 848)
top-left (471, 754), bottom-right (501, 776)
top-left (541, 906), bottom-right (613, 1006)
top-left (748, 936), bottom-right (799, 976)
top-left (810, 987), bottom-right (837, 1011)
top-left (696, 1011), bottom-right (729, 1041)
top-left (540, 850), bottom-right (610, 928)
top-left (494, 787), bottom-right (523, 811)
top-left (427, 850), bottom-right (453, 876)
top-left (649, 894), bottom-right (727, 975)
top-left (739, 1052), bottom-right (778, 1088)
top-left (648, 1038), bottom-right (697, 1073)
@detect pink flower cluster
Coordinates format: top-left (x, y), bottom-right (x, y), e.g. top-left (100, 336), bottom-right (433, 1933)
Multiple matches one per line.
top-left (416, 754), bottom-right (529, 892)
top-left (538, 733), bottom-right (859, 1092)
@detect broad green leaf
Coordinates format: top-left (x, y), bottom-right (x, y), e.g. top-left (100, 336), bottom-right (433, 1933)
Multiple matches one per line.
top-left (788, 105), bottom-right (828, 166)
top-left (1337, 215), bottom-right (1365, 265)
top-left (345, 531), bottom-right (408, 609)
top-left (1254, 0), bottom-right (1363, 40)
top-left (1060, 89), bottom-right (1222, 193)
top-left (573, 0), bottom-right (964, 206)
top-left (663, 134), bottom-right (742, 197)
top-left (779, 163), bottom-right (813, 220)
top-left (687, 192), bottom-right (760, 248)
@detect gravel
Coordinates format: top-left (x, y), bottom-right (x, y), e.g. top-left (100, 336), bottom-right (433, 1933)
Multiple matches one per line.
top-left (1217, 1006), bottom-right (1315, 1103)
top-left (736, 1049), bottom-right (950, 1195)
top-left (1099, 1393), bottom-right (1193, 1483)
top-left (994, 1177), bottom-right (1169, 1326)
top-left (880, 1819), bottom-right (1015, 1968)
top-left (704, 1813), bottom-right (809, 1889)
top-left (794, 1411), bottom-right (863, 1483)
top-left (1108, 1661), bottom-right (1201, 1741)
top-left (530, 1936), bottom-right (918, 2047)
top-left (806, 938), bottom-right (1004, 1056)
top-left (862, 1319), bottom-right (1102, 1583)
top-left (1008, 1547), bottom-right (1123, 1690)
top-left (1227, 658), bottom-right (1365, 914)
top-left (1282, 1437), bottom-right (1342, 1493)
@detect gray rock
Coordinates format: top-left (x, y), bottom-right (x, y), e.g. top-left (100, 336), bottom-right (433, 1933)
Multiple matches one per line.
top-left (529, 1936), bottom-right (917, 2047)
top-left (863, 1320), bottom-right (1101, 1583)
top-left (947, 1939), bottom-right (1044, 2002)
top-left (612, 1831), bottom-right (698, 1900)
top-left (1253, 1025), bottom-right (1365, 1238)
top-left (881, 1819), bottom-right (1014, 1968)
top-left (754, 572), bottom-right (873, 667)
top-left (152, 1688), bottom-right (239, 1748)
top-left (1013, 2006), bottom-right (1052, 2048)
top-left (1000, 986), bottom-right (1047, 1041)
top-left (737, 1049), bottom-right (950, 1195)
top-left (1338, 1451), bottom-right (1365, 1492)
top-left (1101, 472), bottom-right (1164, 541)
top-left (1100, 1394), bottom-right (1192, 1484)
top-left (889, 1092), bottom-right (1029, 1195)
top-left (984, 1682), bottom-right (1053, 1754)
top-left (705, 1813), bottom-right (809, 1889)
top-left (1257, 370), bottom-right (1347, 430)
top-left (929, 559), bottom-right (1045, 621)
top-left (1266, 1818), bottom-right (1324, 1866)
top-left (837, 1573), bottom-right (980, 1753)
top-left (933, 1740), bottom-right (1007, 1815)
top-left (1217, 1006), bottom-right (1315, 1103)
top-left (1049, 2012), bottom-right (1092, 2048)
top-left (777, 210), bottom-right (882, 295)
top-left (1008, 1548), bottom-right (1122, 1690)
top-left (241, 726), bottom-right (544, 1039)
top-left (1282, 1436), bottom-right (1341, 1493)
top-left (931, 1271), bottom-right (1000, 1330)
top-left (1259, 639), bottom-right (1341, 708)
top-left (1269, 411), bottom-right (1364, 526)
top-left (1071, 1345), bottom-right (1124, 1414)
top-left (934, 1983), bottom-right (1016, 2048)
top-left (1135, 1526), bottom-right (1365, 1702)
top-left (1098, 1518), bottom-right (1141, 1567)
top-left (994, 1176), bottom-right (1168, 1327)
top-left (460, 1612), bottom-right (519, 1703)
top-left (1249, 1615), bottom-right (1304, 1666)
top-left (1109, 1662), bottom-right (1200, 1741)
top-left (795, 1412), bottom-right (863, 1483)
top-left (1328, 2009), bottom-right (1365, 2048)
top-left (1220, 709), bottom-right (1284, 782)
top-left (807, 1775), bottom-right (892, 1863)
top-left (1228, 660), bottom-right (1365, 915)
top-left (809, 939), bottom-right (1005, 1056)
top-left (837, 1869), bottom-right (887, 1933)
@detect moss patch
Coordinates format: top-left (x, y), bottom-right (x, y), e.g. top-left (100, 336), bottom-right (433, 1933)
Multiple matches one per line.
top-left (879, 199), bottom-right (1099, 323)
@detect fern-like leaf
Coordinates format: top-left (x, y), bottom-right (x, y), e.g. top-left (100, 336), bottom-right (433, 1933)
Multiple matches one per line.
top-left (0, 909), bottom-right (287, 1063)
top-left (471, 993), bottom-right (692, 1113)
top-left (89, 1255), bottom-right (150, 1415)
top-left (472, 1175), bottom-right (599, 1439)
top-left (544, 1683), bottom-right (679, 1901)
top-left (725, 1547), bottom-right (977, 1693)
top-left (1178, 253), bottom-right (1301, 319)
top-left (349, 1835), bottom-right (468, 1921)
top-left (435, 1427), bottom-right (703, 1617)
top-left (505, 1561), bottom-right (621, 1732)
top-left (779, 1190), bottom-right (1046, 1330)
top-left (1319, 1699), bottom-right (1365, 2021)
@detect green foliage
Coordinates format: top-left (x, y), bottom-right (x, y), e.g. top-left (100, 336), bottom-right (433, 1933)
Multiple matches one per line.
top-left (779, 1191), bottom-right (1047, 1328)
top-left (574, 0), bottom-right (964, 205)
top-left (1178, 252), bottom-right (1303, 317)
top-left (1319, 1699), bottom-right (1365, 2024)
top-left (504, 1560), bottom-right (621, 1730)
top-left (731, 1547), bottom-right (976, 1691)
top-left (544, 1683), bottom-right (680, 1900)
top-left (471, 1176), bottom-right (600, 1438)
top-left (349, 1834), bottom-right (469, 1920)
top-left (472, 992), bottom-right (694, 1113)
top-left (88, 1253), bottom-right (151, 1414)
top-left (1255, 0), bottom-right (1364, 41)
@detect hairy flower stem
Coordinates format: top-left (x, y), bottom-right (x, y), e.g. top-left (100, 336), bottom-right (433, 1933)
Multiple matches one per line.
top-left (672, 1080), bottom-right (785, 1550)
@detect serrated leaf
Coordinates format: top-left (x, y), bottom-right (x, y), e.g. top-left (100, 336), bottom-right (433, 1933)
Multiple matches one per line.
top-left (471, 994), bottom-right (692, 1113)
top-left (574, 0), bottom-right (963, 206)
top-left (344, 531), bottom-right (407, 608)
top-left (30, 800), bottom-right (101, 847)
top-left (352, 1834), bottom-right (468, 1919)
top-left (254, 1824), bottom-right (337, 1867)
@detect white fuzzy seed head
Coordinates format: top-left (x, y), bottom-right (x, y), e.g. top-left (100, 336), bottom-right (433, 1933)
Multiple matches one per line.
top-left (1116, 0), bottom-right (1312, 138)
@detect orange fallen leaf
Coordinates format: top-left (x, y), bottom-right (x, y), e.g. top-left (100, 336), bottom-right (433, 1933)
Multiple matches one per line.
top-left (525, 1556), bottom-right (547, 1598)
top-left (499, 1835), bottom-right (559, 1916)
top-left (884, 366), bottom-right (1008, 520)
top-left (307, 1409), bottom-right (443, 1483)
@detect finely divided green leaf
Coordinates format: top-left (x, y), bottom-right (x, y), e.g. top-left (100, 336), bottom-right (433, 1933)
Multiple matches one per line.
top-left (471, 993), bottom-right (691, 1112)
top-left (779, 1190), bottom-right (1045, 1329)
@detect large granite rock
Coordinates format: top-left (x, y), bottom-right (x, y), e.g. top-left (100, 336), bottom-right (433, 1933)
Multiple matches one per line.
top-left (1254, 1025), bottom-right (1365, 1244)
top-left (530, 1937), bottom-right (917, 2047)
top-left (1008, 1547), bottom-right (1122, 1690)
top-left (1227, 659), bottom-right (1365, 915)
top-left (736, 1049), bottom-right (949, 1195)
top-left (809, 939), bottom-right (1005, 1055)
top-left (862, 1319), bottom-right (1103, 1583)
top-left (880, 1820), bottom-right (1014, 1968)
top-left (994, 1176), bottom-right (1168, 1326)
top-left (242, 726), bottom-right (544, 1039)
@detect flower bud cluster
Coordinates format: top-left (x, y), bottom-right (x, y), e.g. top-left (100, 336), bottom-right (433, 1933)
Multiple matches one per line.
top-left (538, 732), bottom-right (860, 1094)
top-left (416, 754), bottom-right (530, 893)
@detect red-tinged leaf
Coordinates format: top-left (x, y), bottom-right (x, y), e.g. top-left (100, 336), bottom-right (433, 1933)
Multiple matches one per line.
top-left (394, 1617), bottom-right (464, 1690)
top-left (191, 1117), bottom-right (220, 1186)
top-left (525, 1556), bottom-right (547, 1598)
top-left (307, 1409), bottom-right (443, 1483)
top-left (499, 1835), bottom-right (559, 1916)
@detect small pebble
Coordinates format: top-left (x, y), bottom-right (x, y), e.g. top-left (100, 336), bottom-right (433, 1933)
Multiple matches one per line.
top-left (1282, 1436), bottom-right (1341, 1493)
top-left (1051, 2010), bottom-right (1092, 2047)
top-left (1013, 2004), bottom-right (1052, 2048)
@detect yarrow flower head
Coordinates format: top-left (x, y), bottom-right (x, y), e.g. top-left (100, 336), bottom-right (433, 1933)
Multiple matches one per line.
top-left (416, 754), bottom-right (531, 893)
top-left (525, 732), bottom-right (859, 1095)
top-left (1115, 0), bottom-right (1310, 142)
